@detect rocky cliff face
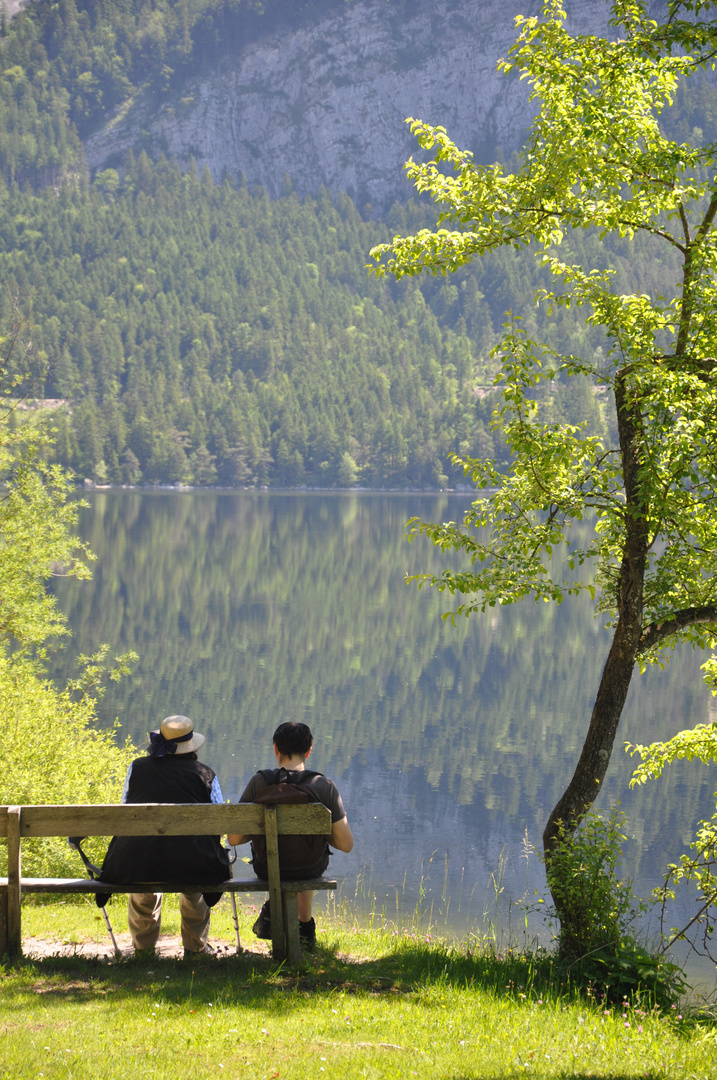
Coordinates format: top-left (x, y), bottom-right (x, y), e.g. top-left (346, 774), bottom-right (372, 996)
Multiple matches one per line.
top-left (85, 0), bottom-right (621, 209)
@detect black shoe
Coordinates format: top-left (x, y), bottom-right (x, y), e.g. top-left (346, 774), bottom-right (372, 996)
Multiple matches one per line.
top-left (252, 900), bottom-right (272, 940)
top-left (299, 917), bottom-right (316, 952)
top-left (183, 942), bottom-right (216, 960)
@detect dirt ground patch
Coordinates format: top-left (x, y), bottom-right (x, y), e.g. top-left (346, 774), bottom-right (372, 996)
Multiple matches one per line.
top-left (22, 934), bottom-right (247, 961)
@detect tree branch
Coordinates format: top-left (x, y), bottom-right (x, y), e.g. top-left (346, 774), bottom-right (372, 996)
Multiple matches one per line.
top-left (677, 190), bottom-right (717, 355)
top-left (515, 205), bottom-right (687, 252)
top-left (678, 200), bottom-right (691, 248)
top-left (639, 605), bottom-right (717, 653)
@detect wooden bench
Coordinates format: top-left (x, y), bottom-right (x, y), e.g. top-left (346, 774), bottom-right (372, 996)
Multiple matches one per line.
top-left (0, 803), bottom-right (336, 965)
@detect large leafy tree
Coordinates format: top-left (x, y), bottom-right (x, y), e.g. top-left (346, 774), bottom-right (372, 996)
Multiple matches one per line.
top-left (371, 0), bottom-right (717, 938)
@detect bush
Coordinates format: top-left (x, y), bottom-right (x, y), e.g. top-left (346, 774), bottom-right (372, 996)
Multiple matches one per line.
top-left (544, 808), bottom-right (642, 959)
top-left (0, 653), bottom-right (137, 877)
top-left (540, 808), bottom-right (687, 1006)
top-left (573, 938), bottom-right (688, 1010)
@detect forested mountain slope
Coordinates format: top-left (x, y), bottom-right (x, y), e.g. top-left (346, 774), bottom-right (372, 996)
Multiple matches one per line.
top-left (0, 0), bottom-right (700, 487)
top-left (4, 151), bottom-right (670, 487)
top-left (3, 160), bottom-right (488, 487)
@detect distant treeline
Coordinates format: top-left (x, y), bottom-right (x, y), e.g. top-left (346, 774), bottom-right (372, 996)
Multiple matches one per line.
top-left (1, 149), bottom-right (638, 488)
top-left (2, 157), bottom-right (489, 488)
top-left (2, 147), bottom-right (683, 487)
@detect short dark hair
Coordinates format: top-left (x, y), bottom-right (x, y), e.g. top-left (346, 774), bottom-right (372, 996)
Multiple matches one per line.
top-left (273, 722), bottom-right (313, 757)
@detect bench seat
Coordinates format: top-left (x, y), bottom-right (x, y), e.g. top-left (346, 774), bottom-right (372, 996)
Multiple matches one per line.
top-left (0, 877), bottom-right (335, 894)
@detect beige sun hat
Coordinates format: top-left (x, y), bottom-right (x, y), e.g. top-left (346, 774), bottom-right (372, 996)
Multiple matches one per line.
top-left (148, 714), bottom-right (205, 756)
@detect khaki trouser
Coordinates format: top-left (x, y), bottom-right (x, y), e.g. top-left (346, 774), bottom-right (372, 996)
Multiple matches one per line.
top-left (127, 891), bottom-right (210, 952)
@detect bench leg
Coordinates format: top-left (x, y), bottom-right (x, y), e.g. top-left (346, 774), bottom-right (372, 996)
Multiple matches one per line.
top-left (264, 808), bottom-right (286, 963)
top-left (0, 892), bottom-right (7, 957)
top-left (283, 892), bottom-right (301, 966)
top-left (7, 807), bottom-right (21, 960)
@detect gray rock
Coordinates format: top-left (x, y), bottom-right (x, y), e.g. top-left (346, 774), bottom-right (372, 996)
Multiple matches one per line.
top-left (85, 0), bottom-right (631, 209)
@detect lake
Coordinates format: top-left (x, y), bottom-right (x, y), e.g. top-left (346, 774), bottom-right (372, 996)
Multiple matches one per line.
top-left (49, 491), bottom-right (716, 975)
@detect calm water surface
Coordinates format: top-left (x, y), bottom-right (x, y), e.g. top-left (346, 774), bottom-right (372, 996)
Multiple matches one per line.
top-left (50, 491), bottom-right (716, 979)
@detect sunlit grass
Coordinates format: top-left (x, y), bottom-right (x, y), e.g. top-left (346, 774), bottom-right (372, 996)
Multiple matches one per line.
top-left (1, 896), bottom-right (713, 1079)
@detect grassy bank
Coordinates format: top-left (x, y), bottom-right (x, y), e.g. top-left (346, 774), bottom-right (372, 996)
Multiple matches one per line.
top-left (0, 897), bottom-right (713, 1079)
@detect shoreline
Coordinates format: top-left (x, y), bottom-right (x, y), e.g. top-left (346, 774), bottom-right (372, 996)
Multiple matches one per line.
top-left (78, 482), bottom-right (480, 495)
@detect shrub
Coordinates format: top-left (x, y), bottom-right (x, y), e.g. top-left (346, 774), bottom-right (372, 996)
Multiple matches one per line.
top-left (544, 808), bottom-right (641, 960)
top-left (540, 808), bottom-right (687, 1006)
top-left (0, 652), bottom-right (137, 877)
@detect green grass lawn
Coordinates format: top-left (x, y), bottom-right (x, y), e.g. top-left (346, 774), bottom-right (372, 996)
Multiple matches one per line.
top-left (0, 896), bottom-right (713, 1079)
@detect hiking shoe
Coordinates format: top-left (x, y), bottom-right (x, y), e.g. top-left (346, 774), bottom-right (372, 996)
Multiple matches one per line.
top-left (252, 900), bottom-right (272, 940)
top-left (299, 917), bottom-right (316, 952)
top-left (183, 942), bottom-right (217, 960)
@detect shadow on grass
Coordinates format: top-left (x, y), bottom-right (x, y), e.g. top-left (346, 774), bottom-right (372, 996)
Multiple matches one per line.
top-left (0, 936), bottom-right (657, 1013)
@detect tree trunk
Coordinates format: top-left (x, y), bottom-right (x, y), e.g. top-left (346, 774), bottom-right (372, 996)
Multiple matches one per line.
top-left (542, 616), bottom-right (639, 857)
top-left (542, 370), bottom-right (648, 949)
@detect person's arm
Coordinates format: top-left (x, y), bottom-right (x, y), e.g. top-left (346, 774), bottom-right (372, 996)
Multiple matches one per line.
top-left (120, 763), bottom-right (133, 804)
top-left (227, 774), bottom-right (259, 846)
top-left (227, 830), bottom-right (249, 846)
top-left (210, 776), bottom-right (224, 804)
top-left (330, 815), bottom-right (354, 853)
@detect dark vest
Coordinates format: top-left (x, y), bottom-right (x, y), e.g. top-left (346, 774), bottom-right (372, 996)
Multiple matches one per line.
top-left (99, 756), bottom-right (231, 885)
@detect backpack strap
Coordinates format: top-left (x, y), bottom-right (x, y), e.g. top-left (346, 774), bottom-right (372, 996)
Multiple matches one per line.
top-left (288, 769), bottom-right (322, 784)
top-left (255, 767), bottom-right (324, 791)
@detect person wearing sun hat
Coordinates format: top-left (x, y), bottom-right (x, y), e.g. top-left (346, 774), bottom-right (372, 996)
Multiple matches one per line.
top-left (97, 715), bottom-right (232, 958)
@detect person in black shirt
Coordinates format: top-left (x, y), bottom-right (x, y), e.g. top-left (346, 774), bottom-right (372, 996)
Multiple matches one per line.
top-left (228, 722), bottom-right (353, 951)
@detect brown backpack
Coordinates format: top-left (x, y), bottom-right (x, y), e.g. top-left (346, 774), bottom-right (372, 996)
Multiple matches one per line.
top-left (251, 768), bottom-right (329, 871)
